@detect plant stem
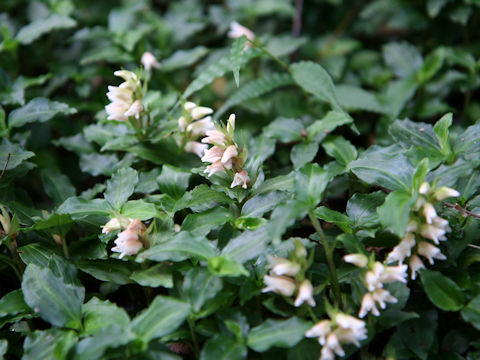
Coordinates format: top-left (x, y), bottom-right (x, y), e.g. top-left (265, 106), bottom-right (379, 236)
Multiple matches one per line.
top-left (308, 211), bottom-right (343, 309)
top-left (187, 317), bottom-right (200, 359)
top-left (247, 39), bottom-right (290, 73)
top-left (307, 306), bottom-right (318, 323)
top-left (7, 239), bottom-right (25, 280)
top-left (61, 236), bottom-right (70, 259)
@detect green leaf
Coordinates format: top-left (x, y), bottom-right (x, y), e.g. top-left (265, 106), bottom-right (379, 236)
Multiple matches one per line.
top-left (322, 136), bottom-right (357, 167)
top-left (397, 310), bottom-right (437, 360)
top-left (0, 138), bottom-right (35, 171)
top-left (207, 255), bottom-right (249, 277)
top-left (221, 226), bottom-right (270, 263)
top-left (377, 190), bottom-right (414, 237)
top-left (433, 113), bottom-right (452, 156)
top-left (383, 42), bottom-right (423, 78)
top-left (313, 206), bottom-right (352, 233)
top-left (251, 174), bottom-right (295, 197)
top-left (290, 61), bottom-right (343, 111)
top-left (79, 153), bottom-right (133, 177)
top-left (16, 14), bottom-right (77, 45)
top-left (0, 289), bottom-right (30, 317)
top-left (18, 243), bottom-right (63, 267)
top-left (295, 163), bottom-right (331, 209)
top-left (381, 76), bottom-right (418, 119)
top-left (241, 191), bottom-right (287, 218)
top-left (200, 334), bottom-right (247, 360)
top-left (74, 325), bottom-right (133, 360)
top-left (417, 48), bottom-right (445, 84)
top-left (181, 207), bottom-right (232, 237)
top-left (40, 168), bottom-right (75, 205)
top-left (23, 329), bottom-right (77, 360)
top-left (135, 168), bottom-right (162, 194)
top-left (28, 213), bottom-right (73, 232)
top-left (306, 110), bottom-right (352, 142)
top-left (22, 263), bottom-right (84, 328)
top-left (141, 232), bottom-right (216, 262)
top-left (247, 317), bottom-right (311, 352)
top-left (346, 191), bottom-right (386, 229)
top-left (78, 257), bottom-right (138, 283)
top-left (104, 168), bottom-right (138, 210)
top-left (389, 119), bottom-right (442, 154)
top-left (291, 141), bottom-right (319, 169)
top-left (215, 73), bottom-right (293, 119)
top-left (8, 97), bottom-right (76, 128)
top-left (234, 216), bottom-right (266, 231)
top-left (336, 84), bottom-right (386, 114)
top-left (157, 164), bottom-right (191, 199)
top-left (132, 295), bottom-right (190, 343)
top-left (130, 264), bottom-right (173, 288)
top-left (57, 197), bottom-right (111, 219)
top-left (264, 117), bottom-right (304, 143)
top-left (412, 158), bottom-right (430, 191)
top-left (82, 297), bottom-right (130, 336)
top-left (230, 35), bottom-right (247, 87)
top-left (420, 270), bottom-right (465, 311)
top-left (160, 46), bottom-right (209, 71)
top-left (120, 200), bottom-right (160, 220)
top-left (461, 295), bottom-right (480, 331)
top-left (454, 122), bottom-right (480, 156)
top-left (183, 268), bottom-right (223, 313)
top-left (184, 184), bottom-right (232, 212)
top-left (348, 145), bottom-right (415, 191)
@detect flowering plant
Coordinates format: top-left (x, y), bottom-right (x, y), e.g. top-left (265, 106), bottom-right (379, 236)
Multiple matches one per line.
top-left (1, 1), bottom-right (480, 359)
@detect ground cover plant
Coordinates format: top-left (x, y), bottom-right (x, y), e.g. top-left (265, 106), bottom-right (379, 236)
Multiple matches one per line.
top-left (1, 0), bottom-right (480, 359)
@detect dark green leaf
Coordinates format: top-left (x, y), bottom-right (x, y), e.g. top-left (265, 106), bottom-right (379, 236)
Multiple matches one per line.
top-left (242, 191), bottom-right (287, 218)
top-left (306, 111), bottom-right (352, 142)
top-left (23, 329), bottom-right (77, 360)
top-left (120, 200), bottom-right (160, 220)
top-left (264, 118), bottom-right (304, 143)
top-left (221, 226), bottom-right (270, 263)
top-left (8, 97), bottom-right (76, 128)
top-left (0, 290), bottom-right (30, 317)
top-left (40, 168), bottom-right (76, 205)
top-left (207, 255), bottom-right (249, 277)
top-left (377, 190), bottom-right (414, 237)
top-left (183, 268), bottom-right (223, 313)
top-left (57, 197), bottom-right (111, 219)
top-left (383, 42), bottom-right (423, 78)
top-left (82, 297), bottom-right (130, 336)
top-left (130, 264), bottom-right (173, 288)
top-left (461, 295), bottom-right (480, 331)
top-left (16, 14), bottom-right (77, 44)
top-left (346, 191), bottom-right (386, 228)
top-left (420, 270), bottom-right (465, 311)
top-left (0, 138), bottom-right (35, 171)
top-left (313, 206), bottom-right (352, 233)
top-left (104, 168), bottom-right (138, 210)
top-left (322, 136), bottom-right (357, 167)
top-left (157, 165), bottom-right (191, 199)
top-left (291, 141), bottom-right (319, 169)
top-left (200, 334), bottom-right (247, 360)
top-left (230, 36), bottom-right (247, 87)
top-left (295, 163), bottom-right (331, 208)
top-left (77, 259), bottom-right (136, 285)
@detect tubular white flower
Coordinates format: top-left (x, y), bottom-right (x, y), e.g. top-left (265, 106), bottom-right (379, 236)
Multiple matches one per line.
top-left (262, 275), bottom-right (296, 297)
top-left (325, 333), bottom-right (345, 357)
top-left (334, 314), bottom-right (367, 346)
top-left (379, 264), bottom-right (408, 283)
top-left (407, 219), bottom-right (418, 233)
top-left (202, 146), bottom-right (225, 163)
top-left (231, 170), bottom-right (250, 189)
top-left (320, 346), bottom-right (335, 360)
top-left (434, 186), bottom-right (460, 201)
top-left (365, 262), bottom-right (384, 291)
top-left (221, 145), bottom-right (238, 164)
top-left (305, 320), bottom-right (331, 344)
top-left (141, 51), bottom-right (160, 70)
top-left (228, 21), bottom-right (255, 42)
top-left (102, 218), bottom-right (121, 234)
top-left (371, 288), bottom-right (397, 309)
top-left (124, 99), bottom-right (144, 119)
top-left (419, 182), bottom-right (431, 195)
top-left (187, 117), bottom-right (215, 137)
top-left (107, 86), bottom-right (132, 102)
top-left (386, 232), bottom-right (416, 264)
top-left (294, 279), bottom-right (316, 307)
top-left (105, 102), bottom-right (129, 122)
top-left (114, 70), bottom-right (138, 82)
top-left (359, 293), bottom-right (379, 318)
top-left (343, 253), bottom-right (368, 268)
top-left (111, 229), bottom-right (143, 259)
top-left (267, 255), bottom-right (301, 276)
top-left (178, 116), bottom-right (187, 131)
top-left (423, 202), bottom-right (437, 224)
top-left (191, 106), bottom-right (214, 121)
top-left (204, 160), bottom-right (225, 177)
top-left (201, 129), bottom-right (227, 146)
top-left (227, 113), bottom-right (235, 133)
top-left (184, 101), bottom-right (197, 112)
top-left (420, 223), bottom-right (447, 244)
top-left (185, 141), bottom-right (208, 158)
top-left (409, 255), bottom-right (425, 280)
top-left (417, 241), bottom-right (446, 265)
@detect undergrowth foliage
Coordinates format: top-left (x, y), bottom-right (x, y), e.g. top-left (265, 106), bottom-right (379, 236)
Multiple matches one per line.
top-left (1, 0), bottom-right (480, 359)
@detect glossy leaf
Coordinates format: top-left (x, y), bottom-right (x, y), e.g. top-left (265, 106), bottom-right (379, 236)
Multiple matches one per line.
top-left (420, 270), bottom-right (465, 311)
top-left (8, 97), bottom-right (76, 128)
top-left (104, 167), bottom-right (138, 210)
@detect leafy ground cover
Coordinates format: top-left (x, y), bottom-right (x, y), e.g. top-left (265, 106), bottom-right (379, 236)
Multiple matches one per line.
top-left (1, 0), bottom-right (480, 359)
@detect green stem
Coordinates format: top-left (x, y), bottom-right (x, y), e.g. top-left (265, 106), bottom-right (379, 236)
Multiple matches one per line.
top-left (7, 239), bottom-right (25, 281)
top-left (187, 317), bottom-right (200, 359)
top-left (307, 306), bottom-right (319, 323)
top-left (247, 39), bottom-right (290, 73)
top-left (61, 236), bottom-right (70, 259)
top-left (308, 211), bottom-right (343, 309)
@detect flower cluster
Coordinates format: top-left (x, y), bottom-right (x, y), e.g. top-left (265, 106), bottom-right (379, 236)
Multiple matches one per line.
top-left (306, 313), bottom-right (367, 360)
top-left (105, 70), bottom-right (144, 122)
top-left (344, 254), bottom-right (407, 318)
top-left (201, 114), bottom-right (250, 189)
top-left (386, 182), bottom-right (460, 279)
top-left (103, 218), bottom-right (147, 259)
top-left (178, 101), bottom-right (215, 157)
top-left (262, 241), bottom-right (315, 307)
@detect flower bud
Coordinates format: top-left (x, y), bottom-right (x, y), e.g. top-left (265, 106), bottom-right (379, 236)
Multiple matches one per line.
top-left (262, 275), bottom-right (296, 297)
top-left (409, 255), bottom-right (425, 280)
top-left (102, 218), bottom-right (122, 234)
top-left (422, 202), bottom-right (437, 224)
top-left (267, 255), bottom-right (300, 276)
top-left (417, 241), bottom-right (446, 265)
top-left (191, 106), bottom-right (214, 121)
top-left (141, 52), bottom-right (160, 71)
top-left (185, 141), bottom-right (208, 158)
top-left (294, 279), bottom-right (316, 307)
top-left (343, 253), bottom-right (368, 268)
top-left (231, 170), bottom-right (250, 189)
top-left (419, 182), bottom-right (431, 195)
top-left (434, 186), bottom-right (460, 201)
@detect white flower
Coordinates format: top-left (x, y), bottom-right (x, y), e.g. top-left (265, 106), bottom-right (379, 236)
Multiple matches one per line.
top-left (294, 279), bottom-right (316, 307)
top-left (204, 160), bottom-right (225, 177)
top-left (102, 218), bottom-right (122, 234)
top-left (306, 320), bottom-right (331, 344)
top-left (343, 253), bottom-right (368, 268)
top-left (105, 101), bottom-right (129, 122)
top-left (184, 101), bottom-right (197, 112)
top-left (227, 114), bottom-right (235, 133)
top-left (420, 223), bottom-right (447, 244)
top-left (228, 21), bottom-right (255, 42)
top-left (124, 99), bottom-right (144, 119)
top-left (187, 117), bottom-right (215, 137)
top-left (106, 86), bottom-right (132, 103)
top-left (141, 52), bottom-right (160, 70)
top-left (419, 182), bottom-right (431, 195)
top-left (365, 262), bottom-right (384, 291)
top-left (334, 313), bottom-right (367, 346)
top-left (178, 116), bottom-right (187, 131)
top-left (359, 293), bottom-right (379, 318)
top-left (371, 288), bottom-right (397, 309)
top-left (386, 232), bottom-right (416, 264)
top-left (267, 255), bottom-right (300, 276)
top-left (407, 220), bottom-right (418, 233)
top-left (191, 106), bottom-right (214, 120)
top-left (379, 264), bottom-right (408, 284)
top-left (409, 255), bottom-right (425, 280)
top-left (231, 170), bottom-right (250, 189)
top-left (262, 275), bottom-right (296, 297)
top-left (114, 70), bottom-right (138, 82)
top-left (325, 333), bottom-right (345, 357)
top-left (111, 229), bottom-right (143, 258)
top-left (202, 146), bottom-right (225, 163)
top-left (185, 141), bottom-right (208, 157)
top-left (434, 186), bottom-right (460, 201)
top-left (320, 346), bottom-right (336, 360)
top-left (202, 129), bottom-right (227, 146)
top-left (417, 241), bottom-right (446, 265)
top-left (422, 202), bottom-right (437, 224)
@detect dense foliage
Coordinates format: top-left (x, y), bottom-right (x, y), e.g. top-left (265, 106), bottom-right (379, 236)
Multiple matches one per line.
top-left (1, 0), bottom-right (480, 359)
